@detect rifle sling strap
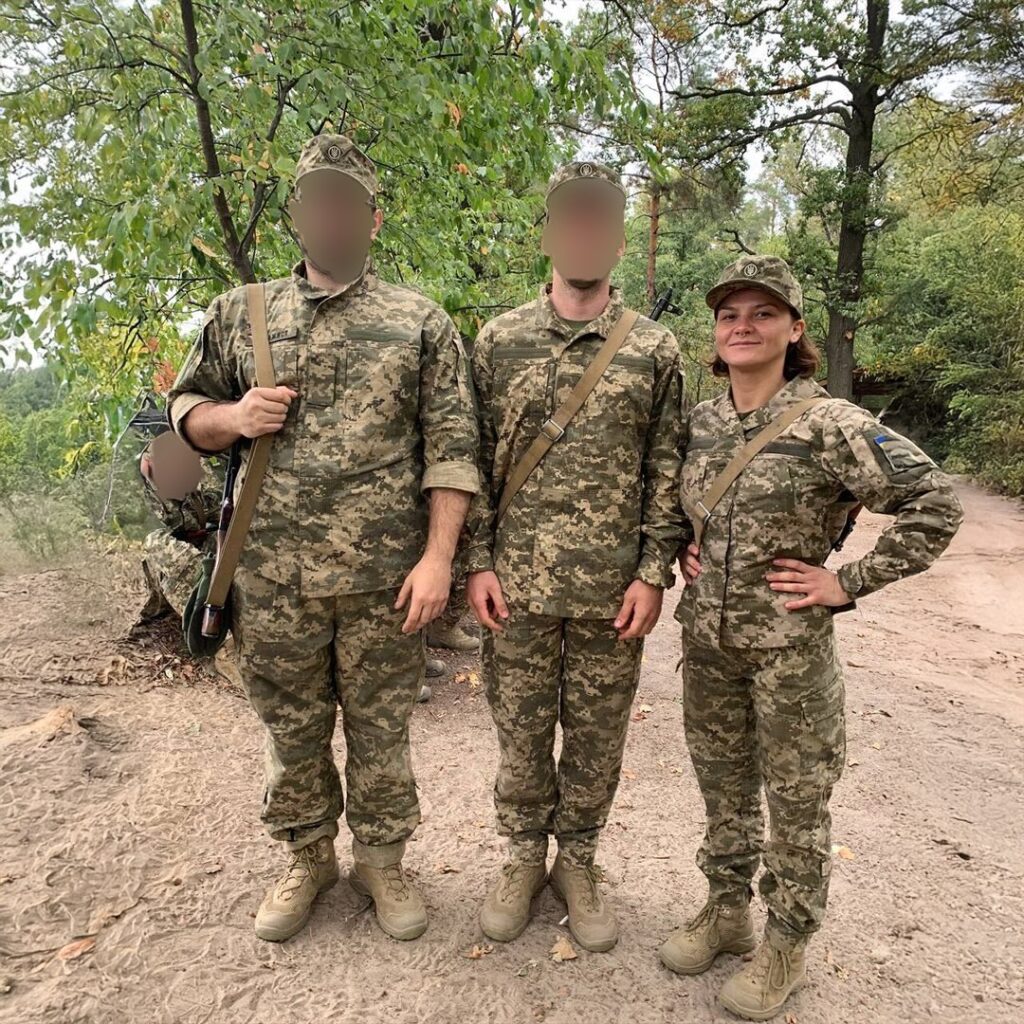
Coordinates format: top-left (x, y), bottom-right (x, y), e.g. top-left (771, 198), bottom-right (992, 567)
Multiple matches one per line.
top-left (206, 283), bottom-right (276, 607)
top-left (496, 308), bottom-right (640, 523)
top-left (684, 397), bottom-right (827, 549)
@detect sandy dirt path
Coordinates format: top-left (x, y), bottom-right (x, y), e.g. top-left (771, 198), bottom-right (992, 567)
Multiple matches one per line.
top-left (1, 479), bottom-right (1021, 1024)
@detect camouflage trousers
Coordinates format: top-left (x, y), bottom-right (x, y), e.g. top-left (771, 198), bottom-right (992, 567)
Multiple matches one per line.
top-left (141, 529), bottom-right (203, 618)
top-left (482, 605), bottom-right (643, 866)
top-left (681, 634), bottom-right (846, 950)
top-left (233, 569), bottom-right (424, 853)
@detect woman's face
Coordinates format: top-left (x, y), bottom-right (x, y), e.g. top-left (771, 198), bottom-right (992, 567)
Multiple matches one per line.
top-left (713, 288), bottom-right (804, 375)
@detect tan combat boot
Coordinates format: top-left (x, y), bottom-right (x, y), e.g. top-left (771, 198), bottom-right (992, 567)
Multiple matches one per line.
top-left (426, 621), bottom-right (480, 652)
top-left (254, 835), bottom-right (339, 942)
top-left (718, 936), bottom-right (807, 1021)
top-left (660, 900), bottom-right (757, 975)
top-left (480, 861), bottom-right (548, 942)
top-left (549, 852), bottom-right (617, 952)
top-left (349, 839), bottom-right (428, 941)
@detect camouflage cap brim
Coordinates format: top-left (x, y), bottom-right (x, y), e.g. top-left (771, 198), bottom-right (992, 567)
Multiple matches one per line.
top-left (706, 280), bottom-right (803, 318)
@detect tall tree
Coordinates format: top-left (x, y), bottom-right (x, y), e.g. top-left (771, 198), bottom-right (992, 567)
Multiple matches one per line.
top-left (0, 1), bottom-right (614, 399)
top-left (665, 0), bottom-right (1015, 398)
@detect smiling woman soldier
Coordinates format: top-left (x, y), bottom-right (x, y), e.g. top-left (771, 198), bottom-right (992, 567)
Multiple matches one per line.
top-left (660, 255), bottom-right (963, 1021)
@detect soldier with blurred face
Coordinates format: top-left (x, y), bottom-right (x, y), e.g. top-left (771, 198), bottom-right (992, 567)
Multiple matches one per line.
top-left (167, 134), bottom-right (480, 943)
top-left (466, 161), bottom-right (686, 952)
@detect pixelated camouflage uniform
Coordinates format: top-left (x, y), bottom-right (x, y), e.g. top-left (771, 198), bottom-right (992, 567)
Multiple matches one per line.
top-left (167, 137), bottom-right (480, 855)
top-left (467, 271), bottom-right (686, 865)
top-left (677, 369), bottom-right (964, 951)
top-left (139, 449), bottom-right (221, 618)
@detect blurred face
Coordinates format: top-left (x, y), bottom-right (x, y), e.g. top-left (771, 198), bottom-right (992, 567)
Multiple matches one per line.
top-left (146, 431), bottom-right (202, 501)
top-left (541, 180), bottom-right (626, 289)
top-left (714, 289), bottom-right (804, 375)
top-left (288, 170), bottom-right (382, 282)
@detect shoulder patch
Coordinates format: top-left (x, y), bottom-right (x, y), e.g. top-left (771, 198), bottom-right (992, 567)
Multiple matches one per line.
top-left (866, 430), bottom-right (934, 478)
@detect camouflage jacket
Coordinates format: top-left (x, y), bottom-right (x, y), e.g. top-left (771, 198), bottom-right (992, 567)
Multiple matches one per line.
top-left (465, 283), bottom-right (686, 618)
top-left (676, 375), bottom-right (964, 649)
top-left (167, 260), bottom-right (480, 597)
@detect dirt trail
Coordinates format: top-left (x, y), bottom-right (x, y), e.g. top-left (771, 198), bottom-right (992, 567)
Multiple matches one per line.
top-left (1, 479), bottom-right (1021, 1024)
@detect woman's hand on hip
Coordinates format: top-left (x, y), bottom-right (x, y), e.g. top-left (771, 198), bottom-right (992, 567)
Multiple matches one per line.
top-left (766, 558), bottom-right (851, 611)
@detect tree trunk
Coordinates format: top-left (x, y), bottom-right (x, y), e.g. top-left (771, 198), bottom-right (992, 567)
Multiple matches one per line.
top-left (825, 111), bottom-right (872, 401)
top-left (825, 0), bottom-right (887, 400)
top-left (179, 0), bottom-right (255, 285)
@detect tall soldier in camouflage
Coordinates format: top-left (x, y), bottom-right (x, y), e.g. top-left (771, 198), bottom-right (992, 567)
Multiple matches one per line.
top-left (466, 161), bottom-right (686, 952)
top-left (661, 255), bottom-right (963, 1020)
top-left (137, 430), bottom-right (221, 620)
top-left (166, 134), bottom-right (480, 944)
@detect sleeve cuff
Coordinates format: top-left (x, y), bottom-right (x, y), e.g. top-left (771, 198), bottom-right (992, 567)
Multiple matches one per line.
top-left (836, 562), bottom-right (865, 601)
top-left (169, 393), bottom-right (224, 455)
top-left (635, 554), bottom-right (675, 590)
top-left (464, 544), bottom-right (495, 574)
top-left (421, 460), bottom-right (481, 494)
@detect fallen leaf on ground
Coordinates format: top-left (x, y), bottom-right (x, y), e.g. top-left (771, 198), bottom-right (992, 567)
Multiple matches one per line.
top-left (462, 944), bottom-right (493, 959)
top-left (550, 936), bottom-right (577, 962)
top-left (57, 937), bottom-right (95, 961)
top-left (831, 844), bottom-right (855, 860)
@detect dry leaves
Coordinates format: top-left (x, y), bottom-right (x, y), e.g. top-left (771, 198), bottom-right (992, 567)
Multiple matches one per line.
top-left (462, 944), bottom-right (493, 960)
top-left (831, 844), bottom-right (856, 860)
top-left (632, 702), bottom-right (655, 722)
top-left (445, 100), bottom-right (463, 127)
top-left (549, 936), bottom-right (577, 963)
top-left (57, 937), bottom-right (95, 961)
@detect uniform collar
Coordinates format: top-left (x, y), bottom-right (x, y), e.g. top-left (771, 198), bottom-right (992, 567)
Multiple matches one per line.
top-left (714, 374), bottom-right (827, 433)
top-left (290, 256), bottom-right (376, 303)
top-left (533, 282), bottom-right (625, 343)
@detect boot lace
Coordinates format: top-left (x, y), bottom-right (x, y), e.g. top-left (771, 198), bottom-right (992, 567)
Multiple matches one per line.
top-left (564, 863), bottom-right (602, 913)
top-left (748, 941), bottom-right (790, 989)
top-left (379, 863), bottom-right (411, 901)
top-left (686, 901), bottom-right (721, 934)
top-left (275, 844), bottom-right (319, 902)
top-left (496, 862), bottom-right (536, 905)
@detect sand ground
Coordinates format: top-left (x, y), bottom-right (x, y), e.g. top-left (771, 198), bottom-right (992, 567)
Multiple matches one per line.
top-left (1, 478), bottom-right (1022, 1024)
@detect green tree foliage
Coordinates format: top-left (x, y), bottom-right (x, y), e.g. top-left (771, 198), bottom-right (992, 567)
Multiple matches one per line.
top-left (0, 0), bottom-right (632, 370)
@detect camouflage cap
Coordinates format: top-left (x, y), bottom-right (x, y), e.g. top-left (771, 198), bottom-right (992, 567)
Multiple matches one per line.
top-left (705, 254), bottom-right (803, 318)
top-left (294, 133), bottom-right (377, 196)
top-left (545, 160), bottom-right (626, 204)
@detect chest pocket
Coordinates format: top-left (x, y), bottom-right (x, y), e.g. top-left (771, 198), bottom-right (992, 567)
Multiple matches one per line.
top-left (340, 328), bottom-right (421, 458)
top-left (579, 353), bottom-right (654, 430)
top-left (493, 347), bottom-right (550, 429)
top-left (680, 437), bottom-right (717, 507)
top-left (737, 441), bottom-right (816, 514)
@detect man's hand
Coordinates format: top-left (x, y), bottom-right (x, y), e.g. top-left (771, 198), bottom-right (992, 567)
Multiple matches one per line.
top-left (395, 553), bottom-right (452, 634)
top-left (613, 579), bottom-right (663, 640)
top-left (467, 570), bottom-right (509, 632)
top-left (766, 558), bottom-right (852, 611)
top-left (233, 386), bottom-right (298, 439)
top-left (679, 542), bottom-right (702, 584)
